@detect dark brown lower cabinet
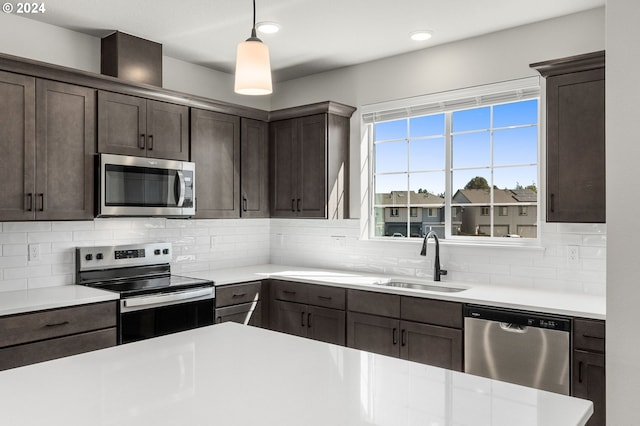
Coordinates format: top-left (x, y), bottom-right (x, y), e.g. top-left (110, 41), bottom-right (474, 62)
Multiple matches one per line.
top-left (215, 301), bottom-right (262, 327)
top-left (573, 318), bottom-right (606, 425)
top-left (346, 289), bottom-right (463, 371)
top-left (346, 312), bottom-right (463, 371)
top-left (0, 301), bottom-right (117, 371)
top-left (573, 350), bottom-right (605, 426)
top-left (270, 299), bottom-right (345, 346)
top-left (0, 328), bottom-right (116, 371)
top-left (215, 281), bottom-right (264, 327)
top-left (347, 312), bottom-right (397, 357)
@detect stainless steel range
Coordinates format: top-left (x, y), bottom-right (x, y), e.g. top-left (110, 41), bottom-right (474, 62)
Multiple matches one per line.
top-left (76, 242), bottom-right (214, 344)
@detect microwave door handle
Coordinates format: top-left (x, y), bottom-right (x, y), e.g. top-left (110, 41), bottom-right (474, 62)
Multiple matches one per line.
top-left (176, 170), bottom-right (186, 207)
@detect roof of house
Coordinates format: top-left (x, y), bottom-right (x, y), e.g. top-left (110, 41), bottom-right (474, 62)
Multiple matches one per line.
top-left (452, 188), bottom-right (537, 204)
top-left (375, 191), bottom-right (445, 205)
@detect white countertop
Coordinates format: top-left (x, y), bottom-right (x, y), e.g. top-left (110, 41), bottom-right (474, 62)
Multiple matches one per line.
top-left (191, 264), bottom-right (606, 320)
top-left (0, 323), bottom-right (592, 426)
top-left (0, 285), bottom-right (119, 316)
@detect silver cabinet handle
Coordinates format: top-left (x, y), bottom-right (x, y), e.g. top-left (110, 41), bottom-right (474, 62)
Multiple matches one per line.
top-left (176, 170), bottom-right (186, 207)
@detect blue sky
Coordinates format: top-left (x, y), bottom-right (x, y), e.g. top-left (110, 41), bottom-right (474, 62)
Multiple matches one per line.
top-left (374, 99), bottom-right (538, 195)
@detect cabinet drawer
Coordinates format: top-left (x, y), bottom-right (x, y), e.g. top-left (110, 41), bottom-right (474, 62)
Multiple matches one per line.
top-left (0, 327), bottom-right (116, 371)
top-left (0, 301), bottom-right (117, 348)
top-left (216, 281), bottom-right (262, 307)
top-left (347, 289), bottom-right (400, 318)
top-left (271, 280), bottom-right (308, 304)
top-left (308, 285), bottom-right (345, 310)
top-left (215, 301), bottom-right (262, 327)
top-left (574, 318), bottom-right (605, 353)
top-left (401, 297), bottom-right (463, 329)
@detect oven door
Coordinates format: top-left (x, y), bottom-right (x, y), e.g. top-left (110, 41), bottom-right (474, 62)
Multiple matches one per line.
top-left (119, 287), bottom-right (214, 344)
top-left (99, 153), bottom-right (195, 217)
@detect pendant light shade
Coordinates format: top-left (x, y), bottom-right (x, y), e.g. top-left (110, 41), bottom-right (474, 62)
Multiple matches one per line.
top-left (234, 0), bottom-right (273, 95)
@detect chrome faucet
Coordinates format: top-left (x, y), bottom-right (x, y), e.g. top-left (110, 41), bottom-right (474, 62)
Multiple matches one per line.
top-left (420, 231), bottom-right (448, 281)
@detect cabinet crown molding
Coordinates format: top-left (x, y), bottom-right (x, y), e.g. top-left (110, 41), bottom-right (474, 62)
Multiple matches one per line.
top-left (269, 101), bottom-right (356, 121)
top-left (530, 50), bottom-right (605, 77)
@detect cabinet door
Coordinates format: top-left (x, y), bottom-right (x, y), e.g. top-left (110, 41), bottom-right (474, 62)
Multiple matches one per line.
top-left (307, 305), bottom-right (345, 346)
top-left (97, 91), bottom-right (147, 156)
top-left (270, 299), bottom-right (307, 338)
top-left (146, 100), bottom-right (189, 161)
top-left (347, 312), bottom-right (399, 358)
top-left (546, 68), bottom-right (605, 223)
top-left (0, 70), bottom-right (36, 221)
top-left (241, 118), bottom-right (269, 217)
top-left (215, 301), bottom-right (262, 327)
top-left (35, 80), bottom-right (96, 220)
top-left (0, 328), bottom-right (116, 371)
top-left (573, 350), bottom-right (605, 426)
top-left (400, 320), bottom-right (463, 371)
top-left (270, 119), bottom-right (298, 217)
top-left (297, 114), bottom-right (327, 217)
top-left (191, 109), bottom-right (240, 218)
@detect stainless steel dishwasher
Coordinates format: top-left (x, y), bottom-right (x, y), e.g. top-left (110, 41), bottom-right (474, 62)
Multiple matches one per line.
top-left (464, 305), bottom-right (571, 395)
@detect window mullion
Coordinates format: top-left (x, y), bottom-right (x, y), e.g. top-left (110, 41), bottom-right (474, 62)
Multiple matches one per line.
top-left (444, 112), bottom-right (453, 239)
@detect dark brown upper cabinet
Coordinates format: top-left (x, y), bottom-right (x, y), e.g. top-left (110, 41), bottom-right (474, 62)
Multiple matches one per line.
top-left (269, 102), bottom-right (355, 219)
top-left (241, 118), bottom-right (269, 218)
top-left (0, 71), bottom-right (95, 221)
top-left (98, 91), bottom-right (189, 161)
top-left (191, 109), bottom-right (240, 219)
top-left (531, 51), bottom-right (605, 223)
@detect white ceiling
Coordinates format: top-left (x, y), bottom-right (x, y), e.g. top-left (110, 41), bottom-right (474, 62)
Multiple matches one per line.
top-left (24, 0), bottom-right (604, 82)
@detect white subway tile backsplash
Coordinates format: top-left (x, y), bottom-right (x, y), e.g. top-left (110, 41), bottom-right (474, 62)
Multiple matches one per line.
top-left (0, 216), bottom-right (605, 296)
top-left (3, 222), bottom-right (51, 233)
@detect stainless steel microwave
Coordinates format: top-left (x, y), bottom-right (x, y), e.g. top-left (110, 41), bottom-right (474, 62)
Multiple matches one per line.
top-left (98, 154), bottom-right (195, 217)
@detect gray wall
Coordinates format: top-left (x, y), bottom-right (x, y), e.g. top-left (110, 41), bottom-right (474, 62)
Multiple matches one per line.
top-left (606, 1), bottom-right (640, 424)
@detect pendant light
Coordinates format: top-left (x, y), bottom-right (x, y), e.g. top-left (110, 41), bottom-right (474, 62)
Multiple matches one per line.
top-left (234, 0), bottom-right (273, 95)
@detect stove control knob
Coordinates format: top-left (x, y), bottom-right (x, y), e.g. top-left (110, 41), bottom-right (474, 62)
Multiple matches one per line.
top-left (85, 254), bottom-right (93, 261)
top-left (154, 249), bottom-right (161, 255)
top-left (163, 249), bottom-right (169, 255)
top-left (96, 253), bottom-right (104, 260)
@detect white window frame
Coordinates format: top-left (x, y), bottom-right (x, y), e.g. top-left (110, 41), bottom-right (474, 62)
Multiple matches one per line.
top-left (362, 77), bottom-right (541, 246)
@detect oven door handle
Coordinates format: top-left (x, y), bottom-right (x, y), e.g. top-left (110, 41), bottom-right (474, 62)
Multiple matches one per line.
top-left (176, 170), bottom-right (186, 207)
top-left (123, 288), bottom-right (213, 310)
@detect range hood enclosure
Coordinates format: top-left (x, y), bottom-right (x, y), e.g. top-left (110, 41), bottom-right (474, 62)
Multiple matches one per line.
top-left (101, 31), bottom-right (162, 87)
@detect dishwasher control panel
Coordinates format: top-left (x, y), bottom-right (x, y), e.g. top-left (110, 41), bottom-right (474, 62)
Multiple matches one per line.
top-left (464, 305), bottom-right (571, 332)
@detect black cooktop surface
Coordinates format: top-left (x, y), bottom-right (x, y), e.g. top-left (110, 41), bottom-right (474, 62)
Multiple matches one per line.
top-left (87, 275), bottom-right (213, 297)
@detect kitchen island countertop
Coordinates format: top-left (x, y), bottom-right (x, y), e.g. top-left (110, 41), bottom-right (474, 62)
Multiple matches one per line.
top-left (190, 264), bottom-right (606, 320)
top-left (0, 322), bottom-right (592, 426)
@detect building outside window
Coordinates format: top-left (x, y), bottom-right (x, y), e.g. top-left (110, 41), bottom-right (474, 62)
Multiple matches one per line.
top-left (367, 78), bottom-right (539, 241)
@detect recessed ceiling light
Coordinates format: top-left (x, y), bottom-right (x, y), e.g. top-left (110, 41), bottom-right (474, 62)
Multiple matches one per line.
top-left (256, 21), bottom-right (280, 34)
top-left (410, 30), bottom-right (433, 41)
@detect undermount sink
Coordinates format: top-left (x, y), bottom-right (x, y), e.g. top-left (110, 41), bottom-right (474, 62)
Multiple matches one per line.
top-left (376, 280), bottom-right (468, 293)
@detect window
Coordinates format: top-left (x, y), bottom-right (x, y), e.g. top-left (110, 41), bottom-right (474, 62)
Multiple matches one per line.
top-left (410, 207), bottom-right (418, 217)
top-left (390, 207), bottom-right (399, 217)
top-left (366, 78), bottom-right (540, 241)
